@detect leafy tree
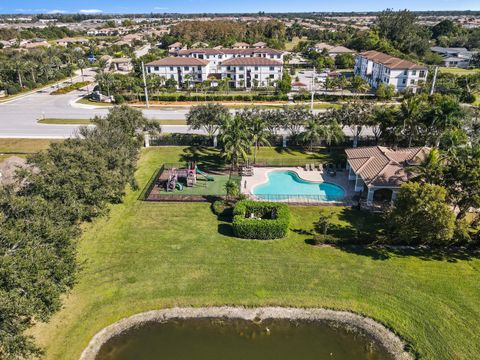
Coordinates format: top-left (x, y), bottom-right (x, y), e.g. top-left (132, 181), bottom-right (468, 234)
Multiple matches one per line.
top-left (431, 20), bottom-right (460, 39)
top-left (375, 83), bottom-right (396, 100)
top-left (224, 179), bottom-right (240, 202)
top-left (330, 101), bottom-right (372, 147)
top-left (334, 53), bottom-right (355, 69)
top-left (186, 103), bottom-right (229, 144)
top-left (386, 182), bottom-right (456, 245)
top-left (277, 70), bottom-right (292, 93)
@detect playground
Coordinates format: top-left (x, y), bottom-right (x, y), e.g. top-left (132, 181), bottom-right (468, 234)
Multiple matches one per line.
top-left (145, 162), bottom-right (240, 200)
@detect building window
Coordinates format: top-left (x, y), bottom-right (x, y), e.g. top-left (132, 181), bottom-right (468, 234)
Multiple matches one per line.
top-left (154, 66), bottom-right (159, 71)
top-left (412, 70), bottom-right (416, 75)
top-left (269, 66), bottom-right (274, 71)
top-left (239, 67), bottom-right (244, 71)
top-left (184, 66), bottom-right (189, 70)
top-left (402, 79), bottom-right (406, 84)
top-left (255, 74), bottom-right (259, 79)
top-left (198, 66), bottom-right (202, 71)
top-left (255, 66), bottom-right (259, 70)
top-left (419, 70), bottom-right (426, 78)
top-left (170, 67), bottom-right (174, 71)
top-left (403, 70), bottom-right (407, 75)
top-left (269, 74), bottom-right (274, 78)
top-left (170, 75), bottom-right (174, 79)
top-left (410, 79), bottom-right (415, 84)
top-left (239, 74), bottom-right (244, 79)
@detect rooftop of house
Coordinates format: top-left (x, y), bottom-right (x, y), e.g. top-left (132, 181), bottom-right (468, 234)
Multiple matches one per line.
top-left (358, 50), bottom-right (427, 70)
top-left (168, 42), bottom-right (183, 48)
top-left (345, 146), bottom-right (430, 188)
top-left (430, 46), bottom-right (469, 54)
top-left (177, 47), bottom-right (283, 56)
top-left (146, 57), bottom-right (209, 67)
top-left (315, 43), bottom-right (355, 54)
top-left (232, 42), bottom-right (250, 47)
top-left (110, 58), bottom-right (132, 64)
top-left (220, 57), bottom-right (283, 66)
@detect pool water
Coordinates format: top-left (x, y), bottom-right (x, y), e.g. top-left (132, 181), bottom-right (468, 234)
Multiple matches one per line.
top-left (253, 171), bottom-right (345, 202)
top-left (96, 318), bottom-right (393, 360)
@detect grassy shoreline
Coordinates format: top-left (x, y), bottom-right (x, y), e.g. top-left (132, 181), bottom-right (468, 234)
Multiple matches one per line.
top-left (29, 146), bottom-right (480, 360)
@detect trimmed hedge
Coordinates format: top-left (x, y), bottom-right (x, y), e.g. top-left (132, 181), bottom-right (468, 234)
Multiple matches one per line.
top-left (233, 200), bottom-right (290, 239)
top-left (124, 93), bottom-right (289, 102)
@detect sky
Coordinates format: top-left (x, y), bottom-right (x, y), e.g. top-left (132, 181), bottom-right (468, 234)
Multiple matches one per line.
top-left (1, 0), bottom-right (479, 14)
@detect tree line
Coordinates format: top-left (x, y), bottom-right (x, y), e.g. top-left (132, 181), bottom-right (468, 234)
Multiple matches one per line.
top-left (0, 106), bottom-right (160, 358)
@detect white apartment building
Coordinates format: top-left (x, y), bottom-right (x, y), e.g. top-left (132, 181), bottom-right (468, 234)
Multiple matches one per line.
top-left (220, 58), bottom-right (283, 88)
top-left (354, 51), bottom-right (428, 93)
top-left (176, 47), bottom-right (285, 74)
top-left (146, 58), bottom-right (210, 87)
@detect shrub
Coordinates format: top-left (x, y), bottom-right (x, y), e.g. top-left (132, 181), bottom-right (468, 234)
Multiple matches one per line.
top-left (211, 200), bottom-right (231, 216)
top-left (232, 200), bottom-right (290, 239)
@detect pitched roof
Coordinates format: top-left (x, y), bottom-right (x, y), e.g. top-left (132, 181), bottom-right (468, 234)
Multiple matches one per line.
top-left (359, 50), bottom-right (427, 70)
top-left (168, 42), bottom-right (183, 48)
top-left (220, 57), bottom-right (283, 66)
top-left (329, 45), bottom-right (355, 54)
top-left (232, 42), bottom-right (250, 47)
top-left (146, 57), bottom-right (209, 66)
top-left (177, 48), bottom-right (224, 56)
top-left (177, 47), bottom-right (283, 57)
top-left (345, 146), bottom-right (430, 188)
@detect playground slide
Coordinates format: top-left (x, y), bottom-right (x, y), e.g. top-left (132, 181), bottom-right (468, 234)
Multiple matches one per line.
top-left (196, 168), bottom-right (215, 181)
top-left (176, 183), bottom-right (184, 191)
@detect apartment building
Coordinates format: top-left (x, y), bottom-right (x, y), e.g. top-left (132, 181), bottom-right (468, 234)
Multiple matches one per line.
top-left (176, 47), bottom-right (285, 74)
top-left (354, 51), bottom-right (428, 93)
top-left (146, 58), bottom-right (210, 87)
top-left (220, 57), bottom-right (283, 88)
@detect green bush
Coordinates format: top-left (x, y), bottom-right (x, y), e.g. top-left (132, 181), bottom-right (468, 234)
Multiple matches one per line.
top-left (212, 200), bottom-right (228, 216)
top-left (232, 200), bottom-right (290, 239)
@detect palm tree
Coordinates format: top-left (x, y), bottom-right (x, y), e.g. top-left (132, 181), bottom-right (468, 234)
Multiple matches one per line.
top-left (220, 115), bottom-right (251, 172)
top-left (241, 109), bottom-right (270, 164)
top-left (399, 95), bottom-right (427, 147)
top-left (301, 117), bottom-right (324, 151)
top-left (407, 148), bottom-right (444, 184)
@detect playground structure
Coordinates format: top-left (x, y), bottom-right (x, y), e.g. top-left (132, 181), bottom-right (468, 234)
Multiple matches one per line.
top-left (160, 162), bottom-right (214, 192)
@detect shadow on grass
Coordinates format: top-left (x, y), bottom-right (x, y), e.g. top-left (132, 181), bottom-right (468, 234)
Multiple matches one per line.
top-left (218, 223), bottom-right (234, 237)
top-left (180, 146), bottom-right (226, 173)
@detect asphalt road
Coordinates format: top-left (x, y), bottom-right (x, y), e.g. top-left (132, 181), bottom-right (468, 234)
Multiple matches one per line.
top-left (0, 69), bottom-right (374, 139)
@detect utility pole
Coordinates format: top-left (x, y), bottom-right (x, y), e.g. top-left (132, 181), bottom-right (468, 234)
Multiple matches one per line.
top-left (429, 66), bottom-right (438, 96)
top-left (141, 61), bottom-right (150, 108)
top-left (310, 66), bottom-right (315, 111)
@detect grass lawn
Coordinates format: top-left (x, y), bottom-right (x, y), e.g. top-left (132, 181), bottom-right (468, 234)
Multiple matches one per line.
top-left (439, 67), bottom-right (480, 76)
top-left (285, 36), bottom-right (308, 51)
top-left (31, 146), bottom-right (480, 360)
top-left (0, 138), bottom-right (63, 161)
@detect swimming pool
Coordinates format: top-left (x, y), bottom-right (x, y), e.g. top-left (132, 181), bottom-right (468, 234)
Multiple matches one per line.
top-left (252, 170), bottom-right (345, 202)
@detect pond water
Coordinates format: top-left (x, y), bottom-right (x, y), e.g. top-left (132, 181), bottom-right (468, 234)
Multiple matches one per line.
top-left (253, 170), bottom-right (345, 202)
top-left (96, 318), bottom-right (393, 360)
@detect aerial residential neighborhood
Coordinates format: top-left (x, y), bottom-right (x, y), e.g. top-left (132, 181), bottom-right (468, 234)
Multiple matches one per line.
top-left (0, 1), bottom-right (479, 360)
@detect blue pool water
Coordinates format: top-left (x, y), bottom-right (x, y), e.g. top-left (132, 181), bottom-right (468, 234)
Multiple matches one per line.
top-left (253, 171), bottom-right (345, 202)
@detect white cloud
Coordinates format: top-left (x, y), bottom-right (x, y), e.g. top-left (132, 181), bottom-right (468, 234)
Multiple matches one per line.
top-left (79, 9), bottom-right (103, 14)
top-left (154, 7), bottom-right (169, 10)
top-left (48, 9), bottom-right (68, 14)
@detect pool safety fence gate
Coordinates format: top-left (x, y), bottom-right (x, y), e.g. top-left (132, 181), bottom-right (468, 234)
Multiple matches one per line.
top-left (248, 194), bottom-right (349, 205)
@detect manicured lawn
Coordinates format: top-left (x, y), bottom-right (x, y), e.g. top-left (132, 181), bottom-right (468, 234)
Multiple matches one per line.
top-left (0, 138), bottom-right (62, 153)
top-left (439, 67), bottom-right (480, 76)
top-left (32, 147), bottom-right (480, 360)
top-left (285, 36), bottom-right (308, 51)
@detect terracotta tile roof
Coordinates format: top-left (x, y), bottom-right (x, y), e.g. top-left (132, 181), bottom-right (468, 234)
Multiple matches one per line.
top-left (146, 57), bottom-right (209, 66)
top-left (177, 48), bottom-right (224, 56)
top-left (220, 57), bottom-right (283, 66)
top-left (168, 42), bottom-right (183, 48)
top-left (359, 50), bottom-right (427, 70)
top-left (222, 48), bottom-right (284, 56)
top-left (345, 146), bottom-right (430, 188)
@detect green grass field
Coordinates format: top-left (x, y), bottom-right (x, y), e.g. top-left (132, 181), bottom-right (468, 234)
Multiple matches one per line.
top-left (439, 67), bottom-right (480, 76)
top-left (31, 146), bottom-right (480, 360)
top-left (0, 138), bottom-right (63, 161)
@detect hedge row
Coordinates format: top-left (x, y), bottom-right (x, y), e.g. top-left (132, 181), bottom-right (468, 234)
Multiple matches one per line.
top-left (233, 200), bottom-right (290, 239)
top-left (123, 93), bottom-right (289, 102)
top-left (51, 81), bottom-right (91, 95)
top-left (292, 93), bottom-right (375, 101)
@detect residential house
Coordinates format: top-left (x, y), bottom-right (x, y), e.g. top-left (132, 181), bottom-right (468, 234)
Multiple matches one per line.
top-left (22, 40), bottom-right (50, 49)
top-left (232, 42), bottom-right (250, 49)
top-left (220, 57), bottom-right (283, 88)
top-left (354, 51), bottom-right (428, 93)
top-left (110, 58), bottom-right (133, 73)
top-left (146, 57), bottom-right (210, 88)
top-left (313, 42), bottom-right (356, 58)
top-left (430, 46), bottom-right (476, 68)
top-left (56, 37), bottom-right (88, 47)
top-left (253, 42), bottom-right (267, 48)
top-left (168, 42), bottom-right (185, 55)
top-left (345, 146), bottom-right (430, 206)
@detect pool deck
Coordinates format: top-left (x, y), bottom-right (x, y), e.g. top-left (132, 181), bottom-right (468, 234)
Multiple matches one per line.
top-left (240, 167), bottom-right (354, 202)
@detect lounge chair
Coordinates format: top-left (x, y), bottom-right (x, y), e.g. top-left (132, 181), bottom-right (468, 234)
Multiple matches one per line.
top-left (305, 164), bottom-right (309, 171)
top-left (311, 163), bottom-right (315, 171)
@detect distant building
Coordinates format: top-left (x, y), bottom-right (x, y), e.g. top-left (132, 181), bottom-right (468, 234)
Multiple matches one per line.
top-left (430, 46), bottom-right (476, 68)
top-left (253, 42), bottom-right (267, 48)
top-left (22, 40), bottom-right (50, 49)
top-left (168, 42), bottom-right (185, 54)
top-left (232, 42), bottom-right (250, 49)
top-left (56, 37), bottom-right (88, 47)
top-left (146, 57), bottom-right (210, 87)
top-left (220, 57), bottom-right (283, 88)
top-left (313, 42), bottom-right (356, 58)
top-left (110, 58), bottom-right (133, 73)
top-left (354, 51), bottom-right (428, 93)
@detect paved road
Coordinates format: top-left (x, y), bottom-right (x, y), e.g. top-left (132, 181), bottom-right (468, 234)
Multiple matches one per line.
top-left (0, 68), bottom-right (374, 139)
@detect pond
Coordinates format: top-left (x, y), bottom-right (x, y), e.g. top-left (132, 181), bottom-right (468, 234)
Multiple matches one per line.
top-left (96, 318), bottom-right (394, 360)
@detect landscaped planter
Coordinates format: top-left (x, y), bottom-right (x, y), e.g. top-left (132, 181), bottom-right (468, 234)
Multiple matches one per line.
top-left (232, 200), bottom-right (290, 239)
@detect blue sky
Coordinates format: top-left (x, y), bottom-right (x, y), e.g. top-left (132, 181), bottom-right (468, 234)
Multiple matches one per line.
top-left (2, 0), bottom-right (479, 14)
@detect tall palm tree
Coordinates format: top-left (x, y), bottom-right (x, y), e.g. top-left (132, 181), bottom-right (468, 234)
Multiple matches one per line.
top-left (301, 117), bottom-right (324, 151)
top-left (220, 115), bottom-right (251, 171)
top-left (241, 109), bottom-right (270, 164)
top-left (399, 95), bottom-right (427, 147)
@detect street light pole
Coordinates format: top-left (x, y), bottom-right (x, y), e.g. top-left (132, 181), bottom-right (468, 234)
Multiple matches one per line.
top-left (141, 61), bottom-right (150, 108)
top-left (310, 66), bottom-right (315, 111)
top-left (430, 66), bottom-right (438, 96)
